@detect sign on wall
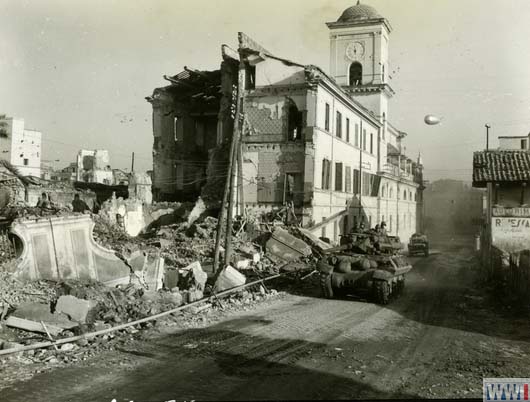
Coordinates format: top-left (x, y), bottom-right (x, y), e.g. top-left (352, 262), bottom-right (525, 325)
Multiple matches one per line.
top-left (492, 207), bottom-right (530, 217)
top-left (492, 217), bottom-right (530, 252)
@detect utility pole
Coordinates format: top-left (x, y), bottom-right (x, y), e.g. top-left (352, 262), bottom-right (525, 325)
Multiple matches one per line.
top-left (212, 54), bottom-right (246, 274)
top-left (485, 124), bottom-right (491, 151)
top-left (224, 60), bottom-right (246, 267)
top-left (359, 120), bottom-right (363, 222)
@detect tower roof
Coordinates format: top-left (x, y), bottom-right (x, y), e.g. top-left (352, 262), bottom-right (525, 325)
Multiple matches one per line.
top-left (337, 1), bottom-right (382, 23)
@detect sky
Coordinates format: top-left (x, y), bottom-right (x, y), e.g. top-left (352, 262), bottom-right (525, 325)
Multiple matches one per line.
top-left (2, 0), bottom-right (530, 182)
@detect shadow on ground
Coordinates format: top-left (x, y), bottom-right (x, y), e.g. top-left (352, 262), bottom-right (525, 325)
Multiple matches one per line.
top-left (275, 234), bottom-right (530, 344)
top-left (0, 318), bottom-right (419, 402)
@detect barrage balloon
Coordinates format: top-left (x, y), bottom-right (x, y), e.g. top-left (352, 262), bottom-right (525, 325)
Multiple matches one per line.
top-left (424, 115), bottom-right (442, 125)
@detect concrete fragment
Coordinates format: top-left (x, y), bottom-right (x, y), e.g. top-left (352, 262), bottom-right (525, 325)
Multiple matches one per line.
top-left (214, 265), bottom-right (246, 292)
top-left (187, 197), bottom-right (206, 226)
top-left (55, 295), bottom-right (98, 324)
top-left (5, 316), bottom-right (63, 336)
top-left (189, 303), bottom-right (212, 314)
top-left (236, 259), bottom-right (252, 270)
top-left (93, 321), bottom-right (112, 331)
top-left (164, 269), bottom-right (179, 290)
top-left (182, 261), bottom-right (207, 291)
top-left (11, 302), bottom-right (78, 330)
top-left (296, 228), bottom-right (333, 251)
top-left (161, 292), bottom-right (183, 306)
top-left (129, 251), bottom-right (165, 291)
top-left (266, 228), bottom-right (312, 261)
top-left (60, 343), bottom-right (76, 352)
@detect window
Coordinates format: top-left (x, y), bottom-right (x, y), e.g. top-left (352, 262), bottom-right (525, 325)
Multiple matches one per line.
top-left (382, 113), bottom-right (386, 140)
top-left (404, 189), bottom-right (407, 200)
top-left (353, 169), bottom-right (360, 194)
top-left (522, 139), bottom-right (528, 150)
top-left (362, 172), bottom-right (372, 196)
top-left (23, 158), bottom-right (28, 166)
top-left (325, 103), bottom-right (330, 131)
top-left (245, 63), bottom-right (256, 89)
top-left (321, 159), bottom-right (331, 190)
top-left (389, 215), bottom-right (393, 232)
top-left (363, 129), bottom-right (367, 151)
top-left (288, 104), bottom-right (303, 141)
top-left (174, 117), bottom-right (184, 142)
top-left (389, 187), bottom-right (394, 198)
top-left (349, 62), bottom-right (363, 86)
top-left (414, 192), bottom-right (417, 202)
top-left (355, 124), bottom-right (359, 147)
top-left (370, 133), bottom-right (374, 154)
top-left (345, 165), bottom-right (352, 193)
top-left (335, 162), bottom-right (343, 191)
top-left (382, 64), bottom-right (385, 83)
top-left (336, 111), bottom-right (342, 139)
top-left (346, 118), bottom-right (350, 142)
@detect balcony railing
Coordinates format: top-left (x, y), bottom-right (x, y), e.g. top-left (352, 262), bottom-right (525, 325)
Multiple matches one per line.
top-left (379, 163), bottom-right (414, 180)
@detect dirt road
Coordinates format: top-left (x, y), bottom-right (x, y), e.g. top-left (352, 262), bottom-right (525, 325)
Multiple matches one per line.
top-left (2, 237), bottom-right (530, 401)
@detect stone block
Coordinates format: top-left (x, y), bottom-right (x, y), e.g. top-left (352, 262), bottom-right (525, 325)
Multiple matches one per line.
top-left (55, 295), bottom-right (98, 324)
top-left (182, 261), bottom-right (207, 291)
top-left (214, 265), bottom-right (246, 292)
top-left (12, 302), bottom-right (78, 330)
top-left (236, 259), bottom-right (251, 270)
top-left (266, 228), bottom-right (312, 261)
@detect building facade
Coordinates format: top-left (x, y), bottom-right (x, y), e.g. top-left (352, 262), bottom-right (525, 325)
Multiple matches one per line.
top-left (76, 149), bottom-right (113, 184)
top-left (147, 2), bottom-right (424, 243)
top-left (474, 149), bottom-right (530, 254)
top-left (0, 115), bottom-right (42, 177)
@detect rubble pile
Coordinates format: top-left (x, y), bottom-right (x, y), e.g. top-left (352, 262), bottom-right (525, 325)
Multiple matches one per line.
top-left (0, 196), bottom-right (322, 375)
top-left (0, 271), bottom-right (57, 312)
top-left (91, 214), bottom-right (147, 254)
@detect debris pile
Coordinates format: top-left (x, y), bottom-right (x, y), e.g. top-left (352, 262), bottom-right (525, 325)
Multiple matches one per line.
top-left (0, 199), bottom-right (320, 369)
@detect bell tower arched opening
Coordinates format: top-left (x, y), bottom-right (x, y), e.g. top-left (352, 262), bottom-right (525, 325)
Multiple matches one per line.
top-left (349, 62), bottom-right (363, 86)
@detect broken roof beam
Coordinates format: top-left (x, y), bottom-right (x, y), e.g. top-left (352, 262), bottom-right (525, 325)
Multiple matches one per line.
top-left (184, 66), bottom-right (210, 80)
top-left (222, 44), bottom-right (239, 61)
top-left (238, 32), bottom-right (271, 56)
top-left (163, 74), bottom-right (196, 88)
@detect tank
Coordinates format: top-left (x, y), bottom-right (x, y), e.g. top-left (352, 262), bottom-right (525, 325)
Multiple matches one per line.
top-left (316, 231), bottom-right (412, 304)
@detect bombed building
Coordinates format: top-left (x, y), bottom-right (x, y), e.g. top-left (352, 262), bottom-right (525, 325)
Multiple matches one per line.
top-left (147, 3), bottom-right (424, 242)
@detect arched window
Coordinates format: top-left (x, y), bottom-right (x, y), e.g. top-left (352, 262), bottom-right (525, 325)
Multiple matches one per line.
top-left (389, 187), bottom-right (393, 198)
top-left (349, 62), bottom-right (363, 86)
top-left (382, 64), bottom-right (385, 83)
top-left (403, 189), bottom-right (407, 200)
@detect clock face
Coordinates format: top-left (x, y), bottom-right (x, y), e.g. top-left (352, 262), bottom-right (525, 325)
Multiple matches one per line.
top-left (346, 42), bottom-right (365, 61)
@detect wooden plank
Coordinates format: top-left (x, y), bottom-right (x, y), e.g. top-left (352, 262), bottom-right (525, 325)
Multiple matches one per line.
top-left (5, 316), bottom-right (63, 337)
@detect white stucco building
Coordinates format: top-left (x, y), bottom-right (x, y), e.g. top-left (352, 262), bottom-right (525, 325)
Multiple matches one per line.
top-left (0, 115), bottom-right (42, 177)
top-left (149, 1), bottom-right (425, 243)
top-left (76, 149), bottom-right (113, 184)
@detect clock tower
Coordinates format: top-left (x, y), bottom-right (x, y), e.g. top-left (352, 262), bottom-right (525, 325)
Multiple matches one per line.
top-left (326, 1), bottom-right (394, 123)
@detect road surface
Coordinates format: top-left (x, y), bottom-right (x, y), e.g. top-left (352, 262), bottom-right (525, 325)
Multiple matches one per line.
top-left (2, 236), bottom-right (530, 401)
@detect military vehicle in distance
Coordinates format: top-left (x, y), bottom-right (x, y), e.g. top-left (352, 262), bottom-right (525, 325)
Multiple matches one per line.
top-left (408, 233), bottom-right (429, 257)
